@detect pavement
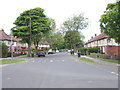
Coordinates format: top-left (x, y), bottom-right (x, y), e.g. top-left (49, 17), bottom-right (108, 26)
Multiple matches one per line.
top-left (1, 52), bottom-right (118, 88)
top-left (73, 53), bottom-right (119, 67)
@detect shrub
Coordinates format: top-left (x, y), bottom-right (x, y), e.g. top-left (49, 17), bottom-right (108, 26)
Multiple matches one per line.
top-left (14, 53), bottom-right (21, 57)
top-left (88, 47), bottom-right (100, 53)
top-left (18, 49), bottom-right (28, 52)
top-left (0, 43), bottom-right (2, 57)
top-left (7, 52), bottom-right (11, 57)
top-left (43, 47), bottom-right (50, 51)
top-left (60, 49), bottom-right (66, 52)
top-left (2, 43), bottom-right (8, 58)
top-left (79, 47), bottom-right (88, 55)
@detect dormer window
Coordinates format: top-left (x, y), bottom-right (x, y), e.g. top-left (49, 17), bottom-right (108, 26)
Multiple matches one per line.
top-left (107, 38), bottom-right (111, 42)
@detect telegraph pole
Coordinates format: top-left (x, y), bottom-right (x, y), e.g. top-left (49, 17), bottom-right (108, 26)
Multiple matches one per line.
top-left (11, 33), bottom-right (13, 59)
top-left (29, 18), bottom-right (32, 57)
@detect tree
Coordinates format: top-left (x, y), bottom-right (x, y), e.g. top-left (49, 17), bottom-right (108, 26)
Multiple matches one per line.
top-left (33, 18), bottom-right (55, 54)
top-left (43, 18), bottom-right (57, 48)
top-left (64, 31), bottom-right (84, 49)
top-left (50, 33), bottom-right (65, 49)
top-left (100, 1), bottom-right (120, 44)
top-left (61, 13), bottom-right (88, 33)
top-left (61, 14), bottom-right (88, 49)
top-left (12, 8), bottom-right (51, 56)
top-left (47, 18), bottom-right (56, 31)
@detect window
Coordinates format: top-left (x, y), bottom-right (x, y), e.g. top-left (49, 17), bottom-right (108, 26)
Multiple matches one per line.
top-left (107, 38), bottom-right (111, 43)
top-left (8, 41), bottom-right (11, 45)
top-left (8, 41), bottom-right (14, 45)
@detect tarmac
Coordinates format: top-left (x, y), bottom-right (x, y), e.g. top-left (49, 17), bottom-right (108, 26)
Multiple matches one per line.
top-left (0, 54), bottom-right (120, 67)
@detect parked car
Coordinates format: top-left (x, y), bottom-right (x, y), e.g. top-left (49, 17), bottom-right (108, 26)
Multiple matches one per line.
top-left (37, 51), bottom-right (45, 57)
top-left (52, 50), bottom-right (56, 54)
top-left (67, 50), bottom-right (71, 53)
top-left (48, 49), bottom-right (55, 54)
top-left (56, 50), bottom-right (59, 53)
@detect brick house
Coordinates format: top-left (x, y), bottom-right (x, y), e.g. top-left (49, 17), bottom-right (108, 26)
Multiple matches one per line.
top-left (0, 29), bottom-right (50, 52)
top-left (0, 29), bottom-right (28, 52)
top-left (85, 33), bottom-right (120, 58)
top-left (39, 41), bottom-right (50, 49)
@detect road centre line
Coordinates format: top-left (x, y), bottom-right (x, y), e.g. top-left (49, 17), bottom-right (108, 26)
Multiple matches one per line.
top-left (50, 60), bottom-right (53, 62)
top-left (7, 77), bottom-right (11, 80)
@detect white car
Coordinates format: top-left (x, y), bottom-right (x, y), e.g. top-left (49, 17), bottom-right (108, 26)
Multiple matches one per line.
top-left (48, 49), bottom-right (55, 54)
top-left (56, 50), bottom-right (59, 53)
top-left (67, 50), bottom-right (71, 53)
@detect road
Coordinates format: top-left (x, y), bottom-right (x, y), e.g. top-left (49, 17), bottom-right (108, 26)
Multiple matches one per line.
top-left (2, 52), bottom-right (118, 88)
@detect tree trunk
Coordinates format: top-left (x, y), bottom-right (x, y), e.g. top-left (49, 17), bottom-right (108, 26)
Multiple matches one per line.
top-left (34, 40), bottom-right (39, 55)
top-left (35, 46), bottom-right (38, 54)
top-left (27, 42), bottom-right (31, 57)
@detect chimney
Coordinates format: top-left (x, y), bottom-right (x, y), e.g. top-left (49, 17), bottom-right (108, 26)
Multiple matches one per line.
top-left (95, 34), bottom-right (97, 36)
top-left (91, 36), bottom-right (93, 39)
top-left (1, 29), bottom-right (4, 31)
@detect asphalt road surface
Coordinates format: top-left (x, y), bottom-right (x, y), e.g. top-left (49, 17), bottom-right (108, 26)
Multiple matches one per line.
top-left (2, 52), bottom-right (118, 88)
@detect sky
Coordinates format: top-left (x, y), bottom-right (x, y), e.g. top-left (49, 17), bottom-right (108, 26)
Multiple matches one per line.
top-left (0, 0), bottom-right (116, 42)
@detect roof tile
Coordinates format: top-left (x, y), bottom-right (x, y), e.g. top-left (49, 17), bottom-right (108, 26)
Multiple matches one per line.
top-left (87, 33), bottom-right (108, 43)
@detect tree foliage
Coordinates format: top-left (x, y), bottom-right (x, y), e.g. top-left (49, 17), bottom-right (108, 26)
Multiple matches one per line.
top-left (51, 33), bottom-right (65, 49)
top-left (47, 18), bottom-right (56, 31)
top-left (45, 32), bottom-right (65, 49)
top-left (64, 31), bottom-right (84, 49)
top-left (61, 14), bottom-right (88, 33)
top-left (11, 8), bottom-right (51, 56)
top-left (100, 2), bottom-right (120, 44)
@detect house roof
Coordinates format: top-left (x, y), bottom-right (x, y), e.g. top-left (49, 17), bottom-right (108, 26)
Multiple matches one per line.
top-left (0, 29), bottom-right (21, 42)
top-left (0, 29), bottom-right (11, 41)
top-left (86, 33), bottom-right (108, 44)
top-left (8, 35), bottom-right (21, 42)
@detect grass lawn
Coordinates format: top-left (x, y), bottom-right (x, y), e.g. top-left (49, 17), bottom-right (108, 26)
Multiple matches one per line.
top-left (0, 55), bottom-right (33, 65)
top-left (80, 57), bottom-right (95, 63)
top-left (100, 59), bottom-right (120, 64)
top-left (0, 58), bottom-right (25, 64)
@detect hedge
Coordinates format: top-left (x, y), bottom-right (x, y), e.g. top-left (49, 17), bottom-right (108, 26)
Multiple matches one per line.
top-left (79, 47), bottom-right (100, 55)
top-left (1, 43), bottom-right (8, 58)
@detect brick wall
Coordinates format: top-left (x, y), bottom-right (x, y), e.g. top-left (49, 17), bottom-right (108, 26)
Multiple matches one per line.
top-left (106, 46), bottom-right (120, 56)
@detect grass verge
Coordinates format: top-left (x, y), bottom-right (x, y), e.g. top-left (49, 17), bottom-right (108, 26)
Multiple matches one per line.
top-left (100, 59), bottom-right (120, 64)
top-left (0, 59), bottom-right (25, 64)
top-left (19, 56), bottom-right (32, 58)
top-left (80, 57), bottom-right (95, 63)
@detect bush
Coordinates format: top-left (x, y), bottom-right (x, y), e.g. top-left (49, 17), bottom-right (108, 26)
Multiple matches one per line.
top-left (14, 53), bottom-right (21, 57)
top-left (43, 47), bottom-right (50, 51)
top-left (2, 43), bottom-right (8, 58)
top-left (0, 43), bottom-right (2, 57)
top-left (79, 47), bottom-right (88, 55)
top-left (18, 49), bottom-right (28, 52)
top-left (7, 52), bottom-right (11, 57)
top-left (88, 47), bottom-right (100, 53)
top-left (39, 49), bottom-right (44, 51)
top-left (60, 49), bottom-right (66, 52)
